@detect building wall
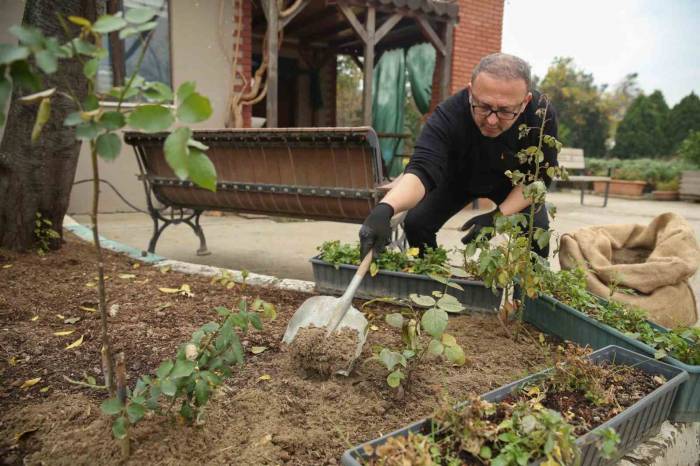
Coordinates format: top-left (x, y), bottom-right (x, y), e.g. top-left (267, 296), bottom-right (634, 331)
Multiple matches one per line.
top-left (430, 0), bottom-right (504, 110)
top-left (69, 0), bottom-right (237, 214)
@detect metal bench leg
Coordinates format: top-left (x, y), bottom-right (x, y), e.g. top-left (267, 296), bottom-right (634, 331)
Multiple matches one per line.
top-left (603, 181), bottom-right (610, 207)
top-left (148, 216), bottom-right (167, 254)
top-left (192, 210), bottom-right (210, 256)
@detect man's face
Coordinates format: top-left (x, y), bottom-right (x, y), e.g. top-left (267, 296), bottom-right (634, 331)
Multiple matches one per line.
top-left (467, 72), bottom-right (532, 138)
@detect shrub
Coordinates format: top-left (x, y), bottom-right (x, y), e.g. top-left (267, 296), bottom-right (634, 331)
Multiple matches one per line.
top-left (586, 157), bottom-right (692, 188)
top-left (679, 130), bottom-right (700, 167)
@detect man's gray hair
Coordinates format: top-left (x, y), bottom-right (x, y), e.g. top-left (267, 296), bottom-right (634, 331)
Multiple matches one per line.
top-left (471, 53), bottom-right (532, 91)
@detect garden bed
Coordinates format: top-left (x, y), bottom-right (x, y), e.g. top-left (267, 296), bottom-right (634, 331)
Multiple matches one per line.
top-left (0, 233), bottom-right (550, 465)
top-left (343, 346), bottom-right (687, 466)
top-left (523, 294), bottom-right (700, 422)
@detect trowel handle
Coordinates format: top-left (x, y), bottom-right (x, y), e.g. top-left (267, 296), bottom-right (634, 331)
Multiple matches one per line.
top-left (342, 250), bottom-right (373, 301)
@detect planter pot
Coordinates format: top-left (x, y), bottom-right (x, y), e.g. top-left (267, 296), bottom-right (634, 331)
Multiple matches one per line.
top-left (594, 180), bottom-right (646, 197)
top-left (523, 294), bottom-right (700, 422)
top-left (341, 345), bottom-right (688, 466)
top-left (680, 170), bottom-right (700, 201)
top-left (310, 255), bottom-right (502, 313)
top-left (652, 190), bottom-right (679, 201)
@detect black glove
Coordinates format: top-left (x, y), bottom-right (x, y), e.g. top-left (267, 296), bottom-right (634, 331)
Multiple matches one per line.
top-left (460, 208), bottom-right (499, 245)
top-left (359, 203), bottom-right (394, 259)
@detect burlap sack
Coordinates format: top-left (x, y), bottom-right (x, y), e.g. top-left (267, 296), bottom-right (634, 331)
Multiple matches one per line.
top-left (559, 212), bottom-right (700, 328)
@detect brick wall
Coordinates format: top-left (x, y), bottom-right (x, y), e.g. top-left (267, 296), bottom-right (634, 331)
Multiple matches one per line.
top-left (430, 0), bottom-right (504, 110)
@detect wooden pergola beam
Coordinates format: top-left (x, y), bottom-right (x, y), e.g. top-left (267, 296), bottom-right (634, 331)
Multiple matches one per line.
top-left (338, 2), bottom-right (368, 43)
top-left (415, 16), bottom-right (446, 56)
top-left (362, 5), bottom-right (376, 126)
top-left (440, 21), bottom-right (454, 101)
top-left (266, 0), bottom-right (279, 127)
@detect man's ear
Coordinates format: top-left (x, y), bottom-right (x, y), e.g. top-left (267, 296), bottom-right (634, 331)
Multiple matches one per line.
top-left (525, 92), bottom-right (533, 105)
top-left (467, 82), bottom-right (472, 93)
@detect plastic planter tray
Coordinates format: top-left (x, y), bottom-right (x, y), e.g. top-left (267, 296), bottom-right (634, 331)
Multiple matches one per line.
top-left (310, 255), bottom-right (502, 313)
top-left (524, 294), bottom-right (700, 422)
top-left (340, 346), bottom-right (688, 466)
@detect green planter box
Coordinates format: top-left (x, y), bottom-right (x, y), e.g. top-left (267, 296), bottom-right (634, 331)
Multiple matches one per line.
top-left (310, 255), bottom-right (502, 313)
top-left (524, 294), bottom-right (700, 422)
top-left (341, 346), bottom-right (688, 466)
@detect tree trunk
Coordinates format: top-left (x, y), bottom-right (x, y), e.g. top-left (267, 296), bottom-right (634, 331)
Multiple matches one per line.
top-left (0, 0), bottom-right (97, 251)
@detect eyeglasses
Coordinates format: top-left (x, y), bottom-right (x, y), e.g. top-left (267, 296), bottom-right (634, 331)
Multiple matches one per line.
top-left (469, 94), bottom-right (525, 121)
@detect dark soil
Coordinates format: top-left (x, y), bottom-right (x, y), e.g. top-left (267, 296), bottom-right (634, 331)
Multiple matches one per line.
top-left (290, 326), bottom-right (360, 377)
top-left (0, 233), bottom-right (550, 465)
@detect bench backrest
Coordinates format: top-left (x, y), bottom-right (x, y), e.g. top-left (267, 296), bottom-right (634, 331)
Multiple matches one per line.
top-left (124, 127), bottom-right (385, 223)
top-left (557, 147), bottom-right (585, 171)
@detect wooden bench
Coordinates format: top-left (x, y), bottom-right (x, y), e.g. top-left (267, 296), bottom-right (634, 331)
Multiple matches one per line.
top-left (124, 127), bottom-right (399, 255)
top-left (557, 148), bottom-right (612, 207)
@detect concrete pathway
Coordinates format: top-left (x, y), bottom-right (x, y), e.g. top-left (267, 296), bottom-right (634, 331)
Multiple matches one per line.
top-left (71, 191), bottom-right (700, 296)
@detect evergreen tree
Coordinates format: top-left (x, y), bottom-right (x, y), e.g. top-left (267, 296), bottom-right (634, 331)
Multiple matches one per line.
top-left (539, 57), bottom-right (610, 157)
top-left (612, 91), bottom-right (670, 158)
top-left (668, 92), bottom-right (700, 152)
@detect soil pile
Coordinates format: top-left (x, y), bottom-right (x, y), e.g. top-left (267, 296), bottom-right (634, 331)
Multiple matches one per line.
top-left (289, 326), bottom-right (360, 377)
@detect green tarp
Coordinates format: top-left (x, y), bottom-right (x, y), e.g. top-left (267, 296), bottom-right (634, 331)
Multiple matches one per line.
top-left (371, 44), bottom-right (435, 177)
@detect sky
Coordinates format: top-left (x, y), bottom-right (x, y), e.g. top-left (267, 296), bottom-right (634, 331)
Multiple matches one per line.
top-left (501, 0), bottom-right (699, 106)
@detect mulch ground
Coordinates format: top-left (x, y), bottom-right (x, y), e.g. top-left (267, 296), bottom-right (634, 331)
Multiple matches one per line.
top-left (0, 232), bottom-right (551, 465)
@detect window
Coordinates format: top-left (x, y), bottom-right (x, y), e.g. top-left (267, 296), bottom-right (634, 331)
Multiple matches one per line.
top-left (96, 0), bottom-right (172, 97)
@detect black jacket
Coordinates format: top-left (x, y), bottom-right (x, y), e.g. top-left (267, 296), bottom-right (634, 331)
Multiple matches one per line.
top-left (405, 88), bottom-right (558, 197)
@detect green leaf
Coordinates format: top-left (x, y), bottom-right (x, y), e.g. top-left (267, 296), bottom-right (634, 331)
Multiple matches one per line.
top-left (428, 273), bottom-right (449, 285)
top-left (195, 378), bottom-right (209, 405)
top-left (448, 266), bottom-right (469, 278)
top-left (437, 294), bottom-right (465, 313)
top-left (10, 60), bottom-right (41, 92)
top-left (231, 333), bottom-right (244, 364)
top-left (156, 359), bottom-right (174, 379)
top-left (83, 58), bottom-right (99, 78)
top-left (92, 15), bottom-right (128, 33)
top-left (112, 416), bottom-right (128, 440)
top-left (427, 339), bottom-right (444, 356)
top-left (177, 92), bottom-right (212, 123)
top-left (164, 127), bottom-right (191, 179)
top-left (96, 133), bottom-right (121, 160)
top-left (385, 313), bottom-right (404, 328)
top-left (201, 321), bottom-right (219, 333)
top-left (0, 44), bottom-right (30, 65)
top-left (444, 345), bottom-right (466, 365)
top-left (118, 26), bottom-right (138, 40)
top-left (378, 348), bottom-right (406, 371)
top-left (101, 397), bottom-right (124, 415)
top-left (75, 121), bottom-right (99, 140)
top-left (142, 81), bottom-right (173, 102)
top-left (99, 111), bottom-right (126, 130)
top-left (446, 281), bottom-right (464, 291)
top-left (126, 402), bottom-right (145, 423)
top-left (127, 104), bottom-right (174, 133)
top-left (135, 21), bottom-right (158, 33)
top-left (262, 302), bottom-right (277, 321)
top-left (479, 445), bottom-right (492, 459)
top-left (386, 369), bottom-right (405, 388)
top-left (160, 378), bottom-right (177, 396)
top-left (187, 148), bottom-right (217, 192)
top-left (170, 359), bottom-right (195, 379)
top-left (34, 49), bottom-right (57, 74)
top-left (177, 81), bottom-right (196, 102)
top-left (180, 400), bottom-right (193, 420)
top-left (0, 78), bottom-right (10, 126)
top-left (83, 94), bottom-right (99, 111)
top-left (9, 25), bottom-right (44, 46)
top-left (421, 308), bottom-right (448, 338)
top-left (409, 293), bottom-right (436, 307)
top-left (31, 98), bottom-right (51, 142)
top-left (63, 111), bottom-right (83, 126)
top-left (125, 7), bottom-right (157, 24)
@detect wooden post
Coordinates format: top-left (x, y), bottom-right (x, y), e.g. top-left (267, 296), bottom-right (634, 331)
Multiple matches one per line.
top-left (362, 5), bottom-right (375, 126)
top-left (266, 0), bottom-right (279, 127)
top-left (440, 21), bottom-right (454, 101)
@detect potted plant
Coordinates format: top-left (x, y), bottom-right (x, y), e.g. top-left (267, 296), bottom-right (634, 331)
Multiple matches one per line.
top-left (652, 178), bottom-right (680, 200)
top-left (593, 163), bottom-right (646, 197)
top-left (341, 345), bottom-right (688, 466)
top-left (311, 241), bottom-right (503, 313)
top-left (523, 267), bottom-right (700, 422)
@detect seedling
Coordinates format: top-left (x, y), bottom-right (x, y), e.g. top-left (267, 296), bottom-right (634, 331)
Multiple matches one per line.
top-left (34, 212), bottom-right (60, 256)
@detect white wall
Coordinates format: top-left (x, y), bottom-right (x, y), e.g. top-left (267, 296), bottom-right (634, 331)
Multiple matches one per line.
top-left (70, 0), bottom-right (235, 214)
